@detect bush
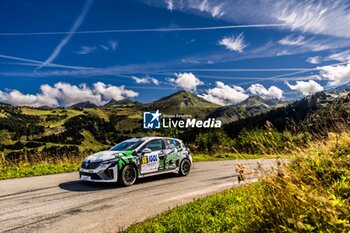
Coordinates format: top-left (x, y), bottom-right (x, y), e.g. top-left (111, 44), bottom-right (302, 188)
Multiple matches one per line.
top-left (194, 130), bottom-right (232, 152)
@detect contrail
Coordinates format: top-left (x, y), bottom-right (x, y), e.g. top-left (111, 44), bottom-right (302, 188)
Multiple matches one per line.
top-left (36, 0), bottom-right (94, 70)
top-left (172, 68), bottom-right (313, 72)
top-left (0, 24), bottom-right (285, 36)
top-left (237, 60), bottom-right (350, 85)
top-left (0, 54), bottom-right (93, 70)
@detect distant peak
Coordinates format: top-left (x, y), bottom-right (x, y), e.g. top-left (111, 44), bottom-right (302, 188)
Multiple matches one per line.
top-left (69, 101), bottom-right (98, 108)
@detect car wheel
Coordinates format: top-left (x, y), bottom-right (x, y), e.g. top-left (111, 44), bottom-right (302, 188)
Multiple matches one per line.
top-left (118, 165), bottom-right (137, 186)
top-left (179, 159), bottom-right (191, 176)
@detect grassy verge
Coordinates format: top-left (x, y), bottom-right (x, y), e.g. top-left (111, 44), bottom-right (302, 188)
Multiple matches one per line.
top-left (0, 152), bottom-right (267, 180)
top-left (125, 133), bottom-right (350, 233)
top-left (125, 184), bottom-right (259, 233)
top-left (192, 152), bottom-right (273, 162)
top-left (0, 159), bottom-right (81, 180)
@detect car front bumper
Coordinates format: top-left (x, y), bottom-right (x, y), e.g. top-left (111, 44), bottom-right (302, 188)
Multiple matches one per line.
top-left (79, 165), bottom-right (118, 183)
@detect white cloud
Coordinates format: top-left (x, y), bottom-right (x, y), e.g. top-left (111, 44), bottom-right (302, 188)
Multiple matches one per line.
top-left (108, 40), bottom-right (118, 51)
top-left (276, 1), bottom-right (350, 38)
top-left (218, 33), bottom-right (247, 53)
top-left (0, 82), bottom-right (138, 107)
top-left (276, 50), bottom-right (292, 56)
top-left (132, 76), bottom-right (148, 84)
top-left (147, 0), bottom-right (350, 38)
top-left (306, 56), bottom-right (321, 64)
top-left (181, 58), bottom-right (201, 64)
top-left (286, 80), bottom-right (324, 96)
top-left (132, 76), bottom-right (159, 85)
top-left (328, 51), bottom-right (350, 62)
top-left (278, 35), bottom-right (305, 46)
top-left (0, 89), bottom-right (58, 107)
top-left (247, 84), bottom-right (283, 99)
top-left (77, 39), bottom-right (118, 55)
top-left (77, 46), bottom-right (97, 55)
top-left (319, 63), bottom-right (350, 86)
top-left (169, 72), bottom-right (204, 91)
top-left (166, 0), bottom-right (174, 11)
top-left (93, 82), bottom-right (138, 101)
top-left (198, 0), bottom-right (224, 17)
top-left (199, 81), bottom-right (248, 105)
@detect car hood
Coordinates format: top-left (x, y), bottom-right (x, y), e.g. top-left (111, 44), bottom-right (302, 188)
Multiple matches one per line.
top-left (84, 150), bottom-right (128, 162)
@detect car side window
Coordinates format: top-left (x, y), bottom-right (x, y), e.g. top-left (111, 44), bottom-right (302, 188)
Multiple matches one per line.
top-left (143, 139), bottom-right (164, 151)
top-left (175, 140), bottom-right (182, 149)
top-left (165, 139), bottom-right (182, 149)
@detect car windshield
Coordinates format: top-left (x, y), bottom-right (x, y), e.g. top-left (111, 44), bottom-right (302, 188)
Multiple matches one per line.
top-left (110, 139), bottom-right (144, 151)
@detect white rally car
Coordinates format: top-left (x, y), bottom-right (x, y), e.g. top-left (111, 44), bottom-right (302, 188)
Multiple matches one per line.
top-left (79, 137), bottom-right (192, 186)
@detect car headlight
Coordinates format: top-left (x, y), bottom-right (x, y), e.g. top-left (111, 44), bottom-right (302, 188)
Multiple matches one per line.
top-left (98, 159), bottom-right (118, 170)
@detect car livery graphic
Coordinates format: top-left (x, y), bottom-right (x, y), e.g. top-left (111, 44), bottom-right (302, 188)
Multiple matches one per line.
top-left (79, 137), bottom-right (192, 186)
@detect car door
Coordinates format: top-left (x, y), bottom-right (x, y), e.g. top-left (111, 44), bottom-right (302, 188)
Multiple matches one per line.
top-left (140, 139), bottom-right (165, 174)
top-left (163, 139), bottom-right (180, 169)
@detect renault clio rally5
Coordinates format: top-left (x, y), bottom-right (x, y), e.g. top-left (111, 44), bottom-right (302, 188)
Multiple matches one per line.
top-left (79, 137), bottom-right (192, 186)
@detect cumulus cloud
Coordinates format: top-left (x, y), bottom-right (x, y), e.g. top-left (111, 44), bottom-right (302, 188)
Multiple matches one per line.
top-left (0, 82), bottom-right (138, 107)
top-left (306, 56), bottom-right (321, 64)
top-left (218, 33), bottom-right (247, 53)
top-left (199, 81), bottom-right (248, 105)
top-left (247, 84), bottom-right (283, 99)
top-left (169, 72), bottom-right (204, 91)
top-left (132, 76), bottom-right (159, 85)
top-left (286, 80), bottom-right (324, 96)
top-left (278, 35), bottom-right (305, 46)
top-left (319, 63), bottom-right (350, 86)
top-left (0, 89), bottom-right (59, 107)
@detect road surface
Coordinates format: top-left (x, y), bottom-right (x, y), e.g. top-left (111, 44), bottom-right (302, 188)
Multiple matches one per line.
top-left (0, 159), bottom-right (278, 233)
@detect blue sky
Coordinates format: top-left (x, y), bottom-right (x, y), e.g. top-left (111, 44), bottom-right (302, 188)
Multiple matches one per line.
top-left (1, 0), bottom-right (350, 107)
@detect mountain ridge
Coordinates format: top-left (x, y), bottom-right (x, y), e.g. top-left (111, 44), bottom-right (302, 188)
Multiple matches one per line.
top-left (206, 96), bottom-right (288, 124)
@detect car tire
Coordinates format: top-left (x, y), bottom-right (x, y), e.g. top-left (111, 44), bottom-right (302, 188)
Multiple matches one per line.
top-left (118, 165), bottom-right (137, 186)
top-left (179, 159), bottom-right (191, 176)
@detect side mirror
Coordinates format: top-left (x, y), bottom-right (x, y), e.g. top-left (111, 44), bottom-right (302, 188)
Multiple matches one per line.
top-left (141, 148), bottom-right (152, 154)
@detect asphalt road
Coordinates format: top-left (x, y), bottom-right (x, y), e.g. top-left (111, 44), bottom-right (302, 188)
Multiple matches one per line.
top-left (0, 159), bottom-right (278, 233)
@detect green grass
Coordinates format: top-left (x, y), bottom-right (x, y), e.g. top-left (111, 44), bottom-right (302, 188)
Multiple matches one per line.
top-left (22, 107), bottom-right (84, 127)
top-left (83, 108), bottom-right (110, 120)
top-left (0, 161), bottom-right (80, 180)
top-left (80, 130), bottom-right (109, 151)
top-left (21, 107), bottom-right (53, 115)
top-left (192, 152), bottom-right (269, 162)
top-left (0, 130), bottom-right (14, 144)
top-left (0, 152), bottom-right (264, 180)
top-left (125, 134), bottom-right (350, 233)
top-left (124, 184), bottom-right (259, 233)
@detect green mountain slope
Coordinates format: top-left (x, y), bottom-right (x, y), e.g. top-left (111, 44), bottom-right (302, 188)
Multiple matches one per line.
top-left (223, 91), bottom-right (350, 137)
top-left (207, 96), bottom-right (288, 124)
top-left (70, 101), bottom-right (98, 109)
top-left (145, 90), bottom-right (220, 118)
top-left (103, 99), bottom-right (141, 107)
